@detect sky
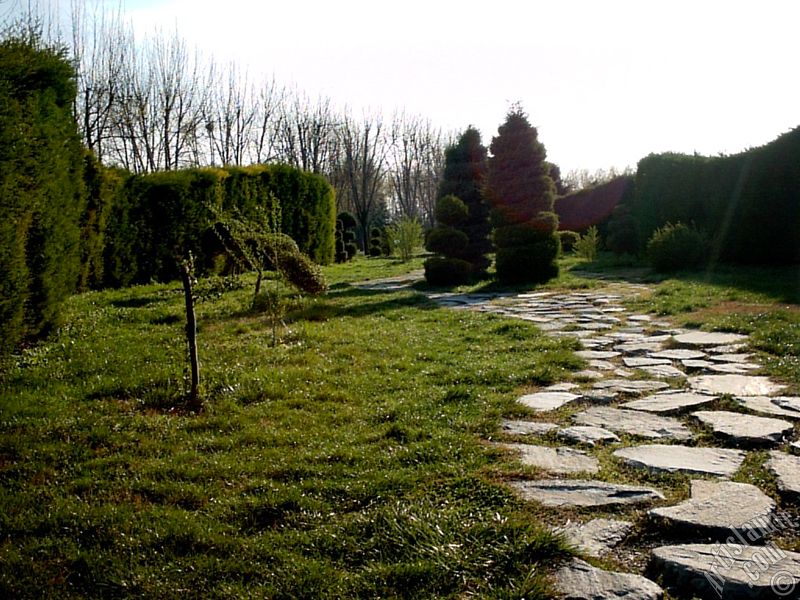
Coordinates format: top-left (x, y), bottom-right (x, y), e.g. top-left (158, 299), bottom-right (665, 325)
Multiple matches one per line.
top-left (4, 0), bottom-right (800, 173)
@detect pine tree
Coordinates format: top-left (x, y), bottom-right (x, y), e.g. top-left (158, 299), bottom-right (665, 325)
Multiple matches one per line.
top-left (485, 106), bottom-right (560, 284)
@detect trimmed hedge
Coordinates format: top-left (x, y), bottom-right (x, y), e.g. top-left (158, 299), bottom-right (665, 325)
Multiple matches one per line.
top-left (0, 35), bottom-right (86, 352)
top-left (423, 257), bottom-right (473, 286)
top-left (630, 128), bottom-right (800, 264)
top-left (104, 165), bottom-right (336, 286)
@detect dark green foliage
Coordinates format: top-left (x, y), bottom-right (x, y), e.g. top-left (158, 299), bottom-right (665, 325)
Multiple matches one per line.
top-left (104, 165), bottom-right (336, 286)
top-left (260, 233), bottom-right (300, 271)
top-left (605, 204), bottom-right (640, 256)
top-left (368, 227), bottom-right (385, 257)
top-left (0, 34), bottom-right (86, 352)
top-left (495, 239), bottom-right (561, 284)
top-left (558, 231), bottom-right (580, 253)
top-left (335, 211), bottom-right (358, 262)
top-left (630, 128), bottom-right (800, 265)
top-left (426, 228), bottom-right (469, 256)
top-left (646, 222), bottom-right (709, 272)
top-left (423, 256), bottom-right (473, 286)
top-left (78, 155), bottom-right (125, 291)
top-left (437, 127), bottom-right (491, 276)
top-left (337, 211), bottom-right (358, 232)
top-left (434, 195), bottom-right (469, 226)
top-left (424, 196), bottom-right (473, 285)
top-left (485, 107), bottom-right (559, 284)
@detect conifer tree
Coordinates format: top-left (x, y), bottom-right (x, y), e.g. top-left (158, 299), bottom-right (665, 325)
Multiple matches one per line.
top-left (437, 127), bottom-right (491, 276)
top-left (484, 106), bottom-right (560, 284)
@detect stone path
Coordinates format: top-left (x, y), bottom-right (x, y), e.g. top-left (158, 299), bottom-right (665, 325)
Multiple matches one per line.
top-left (358, 273), bottom-right (800, 599)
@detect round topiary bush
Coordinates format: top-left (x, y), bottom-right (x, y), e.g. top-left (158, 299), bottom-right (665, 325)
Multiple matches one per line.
top-left (425, 227), bottom-right (469, 256)
top-left (558, 230), bottom-right (580, 253)
top-left (495, 236), bottom-right (560, 285)
top-left (435, 195), bottom-right (469, 226)
top-left (646, 222), bottom-right (709, 272)
top-left (493, 223), bottom-right (552, 248)
top-left (424, 256), bottom-right (472, 286)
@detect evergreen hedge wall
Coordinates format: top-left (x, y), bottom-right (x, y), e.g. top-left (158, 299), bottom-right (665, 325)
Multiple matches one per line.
top-left (0, 36), bottom-right (86, 352)
top-left (103, 165), bottom-right (336, 286)
top-left (630, 127), bottom-right (800, 264)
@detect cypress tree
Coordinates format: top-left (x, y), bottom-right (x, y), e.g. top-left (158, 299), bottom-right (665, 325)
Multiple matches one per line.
top-left (485, 106), bottom-right (560, 284)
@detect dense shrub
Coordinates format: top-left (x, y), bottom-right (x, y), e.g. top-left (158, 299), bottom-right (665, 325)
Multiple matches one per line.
top-left (646, 222), bottom-right (709, 272)
top-left (423, 257), bottom-right (473, 286)
top-left (437, 128), bottom-right (491, 276)
top-left (484, 107), bottom-right (559, 284)
top-left (630, 129), bottom-right (800, 264)
top-left (426, 227), bottom-right (469, 256)
top-left (495, 242), bottom-right (559, 284)
top-left (558, 231), bottom-right (580, 253)
top-left (104, 164), bottom-right (336, 286)
top-left (605, 204), bottom-right (640, 256)
top-left (435, 195), bottom-right (469, 226)
top-left (554, 176), bottom-right (634, 232)
top-left (368, 227), bottom-right (385, 257)
top-left (0, 34), bottom-right (86, 352)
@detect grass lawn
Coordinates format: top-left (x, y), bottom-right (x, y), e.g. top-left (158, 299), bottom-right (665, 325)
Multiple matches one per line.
top-left (0, 255), bottom-right (579, 599)
top-left (2, 252), bottom-right (799, 598)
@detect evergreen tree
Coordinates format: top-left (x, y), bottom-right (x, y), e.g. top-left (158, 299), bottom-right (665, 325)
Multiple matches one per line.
top-left (437, 127), bottom-right (491, 276)
top-left (485, 106), bottom-right (560, 284)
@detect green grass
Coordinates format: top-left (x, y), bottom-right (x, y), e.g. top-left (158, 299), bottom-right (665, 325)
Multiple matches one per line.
top-left (3, 252), bottom-right (799, 598)
top-left (0, 256), bottom-right (574, 599)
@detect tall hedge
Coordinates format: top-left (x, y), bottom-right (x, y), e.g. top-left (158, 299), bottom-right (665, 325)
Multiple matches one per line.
top-left (103, 165), bottom-right (336, 286)
top-left (629, 127), bottom-right (800, 264)
top-left (0, 35), bottom-right (86, 352)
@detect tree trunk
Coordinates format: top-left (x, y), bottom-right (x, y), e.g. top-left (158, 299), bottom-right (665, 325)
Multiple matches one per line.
top-left (180, 258), bottom-right (201, 411)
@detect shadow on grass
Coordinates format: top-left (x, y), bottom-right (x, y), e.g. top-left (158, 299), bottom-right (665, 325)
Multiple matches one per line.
top-left (572, 255), bottom-right (800, 304)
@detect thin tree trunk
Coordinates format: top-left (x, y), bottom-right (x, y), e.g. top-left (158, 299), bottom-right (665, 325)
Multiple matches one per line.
top-left (180, 258), bottom-right (201, 411)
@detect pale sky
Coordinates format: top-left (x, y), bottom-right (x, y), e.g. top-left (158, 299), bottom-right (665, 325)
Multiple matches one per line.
top-left (5, 0), bottom-right (800, 173)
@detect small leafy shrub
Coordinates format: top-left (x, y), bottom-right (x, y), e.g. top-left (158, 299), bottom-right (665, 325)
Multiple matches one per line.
top-left (423, 256), bottom-right (472, 286)
top-left (386, 218), bottom-right (423, 262)
top-left (425, 227), bottom-right (469, 256)
top-left (574, 226), bottom-right (599, 262)
top-left (646, 222), bottom-right (709, 272)
top-left (435, 195), bottom-right (469, 226)
top-left (558, 231), bottom-right (580, 253)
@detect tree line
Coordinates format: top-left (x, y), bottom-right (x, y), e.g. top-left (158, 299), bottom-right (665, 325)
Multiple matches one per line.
top-left (59, 2), bottom-right (452, 242)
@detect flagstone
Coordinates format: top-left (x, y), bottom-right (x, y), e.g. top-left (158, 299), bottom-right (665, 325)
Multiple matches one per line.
top-left (613, 445), bottom-right (745, 477)
top-left (689, 374), bottom-right (785, 397)
top-left (509, 479), bottom-right (664, 507)
top-left (575, 406), bottom-right (692, 440)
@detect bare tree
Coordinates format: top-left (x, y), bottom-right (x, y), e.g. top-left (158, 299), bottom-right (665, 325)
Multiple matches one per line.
top-left (203, 62), bottom-right (259, 166)
top-left (70, 0), bottom-right (130, 163)
top-left (335, 111), bottom-right (389, 249)
top-left (277, 89), bottom-right (339, 174)
top-left (251, 75), bottom-right (285, 164)
top-left (387, 112), bottom-right (449, 226)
